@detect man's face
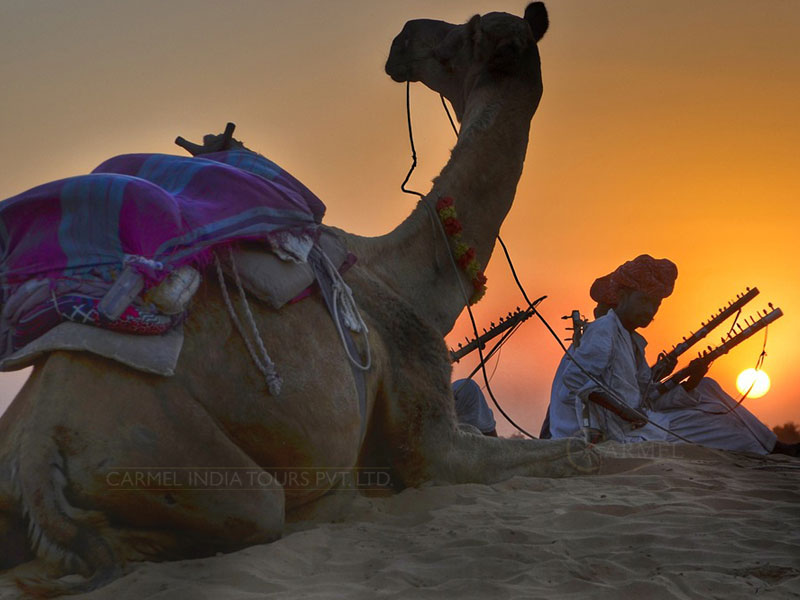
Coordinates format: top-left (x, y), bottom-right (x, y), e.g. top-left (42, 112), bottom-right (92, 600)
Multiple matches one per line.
top-left (616, 289), bottom-right (662, 330)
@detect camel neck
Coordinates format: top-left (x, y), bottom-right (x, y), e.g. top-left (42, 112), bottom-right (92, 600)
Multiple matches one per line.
top-left (350, 80), bottom-right (539, 336)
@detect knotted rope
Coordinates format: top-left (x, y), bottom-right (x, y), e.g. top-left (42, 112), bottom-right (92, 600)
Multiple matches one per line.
top-left (318, 249), bottom-right (371, 371)
top-left (214, 248), bottom-right (282, 395)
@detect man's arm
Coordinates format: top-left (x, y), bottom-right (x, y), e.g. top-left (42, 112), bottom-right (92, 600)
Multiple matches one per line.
top-left (586, 392), bottom-right (648, 427)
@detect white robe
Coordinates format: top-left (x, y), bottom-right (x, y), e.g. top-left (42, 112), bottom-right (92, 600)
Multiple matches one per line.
top-left (548, 309), bottom-right (776, 454)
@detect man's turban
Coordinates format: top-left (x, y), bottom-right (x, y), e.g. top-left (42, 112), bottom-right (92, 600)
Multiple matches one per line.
top-left (590, 254), bottom-right (678, 306)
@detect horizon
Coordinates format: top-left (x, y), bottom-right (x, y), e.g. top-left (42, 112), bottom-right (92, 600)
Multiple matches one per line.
top-left (0, 0), bottom-right (798, 435)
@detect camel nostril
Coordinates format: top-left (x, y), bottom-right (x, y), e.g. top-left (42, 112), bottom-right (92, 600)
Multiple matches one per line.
top-left (385, 61), bottom-right (409, 82)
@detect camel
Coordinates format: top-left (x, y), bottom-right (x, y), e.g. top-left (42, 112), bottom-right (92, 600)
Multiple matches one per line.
top-left (0, 2), bottom-right (595, 594)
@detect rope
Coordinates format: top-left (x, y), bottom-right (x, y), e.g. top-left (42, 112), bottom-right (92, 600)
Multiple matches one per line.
top-left (318, 250), bottom-right (372, 371)
top-left (214, 250), bottom-right (282, 396)
top-left (406, 84), bottom-right (695, 443)
top-left (402, 83), bottom-right (538, 438)
top-left (720, 327), bottom-right (768, 415)
top-left (404, 82), bottom-right (776, 449)
top-left (493, 237), bottom-right (698, 443)
top-left (408, 85), bottom-right (667, 439)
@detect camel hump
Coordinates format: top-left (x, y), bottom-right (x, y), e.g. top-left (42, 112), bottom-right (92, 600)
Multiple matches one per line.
top-left (524, 2), bottom-right (549, 42)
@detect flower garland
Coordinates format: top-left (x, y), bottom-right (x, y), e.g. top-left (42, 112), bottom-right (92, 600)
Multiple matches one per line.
top-left (435, 196), bottom-right (487, 304)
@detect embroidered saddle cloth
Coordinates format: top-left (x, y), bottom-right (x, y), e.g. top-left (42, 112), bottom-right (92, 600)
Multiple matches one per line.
top-left (0, 150), bottom-right (332, 370)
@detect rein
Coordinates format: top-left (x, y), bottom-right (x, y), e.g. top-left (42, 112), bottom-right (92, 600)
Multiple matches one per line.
top-left (400, 82), bottom-right (708, 444)
top-left (401, 81), bottom-right (538, 438)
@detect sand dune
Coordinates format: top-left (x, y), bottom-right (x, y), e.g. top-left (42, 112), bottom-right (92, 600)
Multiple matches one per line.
top-left (3, 443), bottom-right (799, 599)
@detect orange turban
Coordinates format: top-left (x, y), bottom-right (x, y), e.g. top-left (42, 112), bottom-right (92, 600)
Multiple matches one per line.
top-left (590, 254), bottom-right (678, 306)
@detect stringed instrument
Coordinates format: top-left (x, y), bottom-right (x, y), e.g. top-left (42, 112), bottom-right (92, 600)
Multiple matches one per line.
top-left (658, 287), bottom-right (760, 364)
top-left (657, 303), bottom-right (783, 394)
top-left (450, 306), bottom-right (536, 363)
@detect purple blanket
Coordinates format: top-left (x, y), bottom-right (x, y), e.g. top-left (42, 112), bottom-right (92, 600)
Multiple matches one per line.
top-left (0, 150), bottom-right (326, 358)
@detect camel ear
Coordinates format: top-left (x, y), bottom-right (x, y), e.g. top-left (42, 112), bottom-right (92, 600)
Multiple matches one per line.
top-left (466, 14), bottom-right (482, 51)
top-left (524, 2), bottom-right (549, 42)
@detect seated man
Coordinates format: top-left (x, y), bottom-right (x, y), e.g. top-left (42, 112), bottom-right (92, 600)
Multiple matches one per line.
top-left (453, 379), bottom-right (498, 436)
top-left (548, 254), bottom-right (797, 456)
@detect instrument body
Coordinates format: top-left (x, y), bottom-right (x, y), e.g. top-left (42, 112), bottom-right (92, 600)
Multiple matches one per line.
top-left (657, 305), bottom-right (782, 394)
top-left (449, 306), bottom-right (535, 363)
top-left (557, 289), bottom-right (782, 425)
top-left (659, 287), bottom-right (759, 364)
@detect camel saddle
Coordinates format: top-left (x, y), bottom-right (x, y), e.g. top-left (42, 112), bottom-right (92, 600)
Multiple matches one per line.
top-left (0, 150), bottom-right (352, 375)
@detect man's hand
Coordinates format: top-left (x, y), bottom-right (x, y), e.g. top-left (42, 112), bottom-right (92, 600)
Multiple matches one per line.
top-left (651, 353), bottom-right (678, 380)
top-left (681, 358), bottom-right (709, 392)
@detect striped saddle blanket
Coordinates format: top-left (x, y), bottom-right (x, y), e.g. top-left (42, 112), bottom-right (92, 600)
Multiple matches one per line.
top-left (0, 150), bottom-right (327, 362)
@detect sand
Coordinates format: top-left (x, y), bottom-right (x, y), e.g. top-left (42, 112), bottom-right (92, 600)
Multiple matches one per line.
top-left (2, 442), bottom-right (799, 599)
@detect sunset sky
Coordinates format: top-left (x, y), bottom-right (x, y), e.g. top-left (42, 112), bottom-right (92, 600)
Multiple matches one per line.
top-left (1, 0), bottom-right (797, 435)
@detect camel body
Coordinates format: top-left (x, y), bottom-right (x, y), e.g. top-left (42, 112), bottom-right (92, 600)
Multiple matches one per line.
top-left (0, 3), bottom-right (594, 593)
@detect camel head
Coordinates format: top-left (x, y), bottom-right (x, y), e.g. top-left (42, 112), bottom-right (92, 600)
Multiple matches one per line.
top-left (385, 2), bottom-right (549, 120)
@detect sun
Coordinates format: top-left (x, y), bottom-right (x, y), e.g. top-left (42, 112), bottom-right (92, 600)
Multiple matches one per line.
top-left (736, 368), bottom-right (771, 398)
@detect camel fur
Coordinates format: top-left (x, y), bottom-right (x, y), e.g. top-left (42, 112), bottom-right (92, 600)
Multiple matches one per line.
top-left (0, 3), bottom-right (596, 595)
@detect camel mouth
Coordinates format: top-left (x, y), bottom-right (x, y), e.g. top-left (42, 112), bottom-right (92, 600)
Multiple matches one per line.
top-left (384, 61), bottom-right (412, 83)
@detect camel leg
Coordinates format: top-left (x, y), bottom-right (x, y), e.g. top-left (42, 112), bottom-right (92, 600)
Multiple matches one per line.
top-left (86, 407), bottom-right (287, 562)
top-left (368, 366), bottom-right (600, 487)
top-left (13, 353), bottom-right (285, 595)
top-left (427, 426), bottom-right (599, 484)
top-left (365, 304), bottom-right (599, 486)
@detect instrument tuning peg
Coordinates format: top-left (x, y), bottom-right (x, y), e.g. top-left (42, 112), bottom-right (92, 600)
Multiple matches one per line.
top-left (768, 302), bottom-right (773, 309)
top-left (490, 321), bottom-right (495, 328)
top-left (746, 286), bottom-right (751, 291)
top-left (682, 336), bottom-right (687, 341)
top-left (457, 342), bottom-right (463, 348)
top-left (499, 316), bottom-right (504, 323)
top-left (516, 306), bottom-right (521, 312)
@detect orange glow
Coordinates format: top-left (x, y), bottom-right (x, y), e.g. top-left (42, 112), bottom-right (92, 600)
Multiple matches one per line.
top-left (0, 2), bottom-right (798, 434)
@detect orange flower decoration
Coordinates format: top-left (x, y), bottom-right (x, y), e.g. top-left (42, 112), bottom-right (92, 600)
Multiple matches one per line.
top-left (435, 195), bottom-right (486, 305)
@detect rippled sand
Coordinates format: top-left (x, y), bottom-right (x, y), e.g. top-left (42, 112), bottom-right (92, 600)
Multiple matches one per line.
top-left (4, 442), bottom-right (799, 599)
